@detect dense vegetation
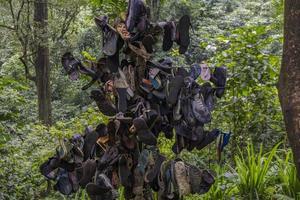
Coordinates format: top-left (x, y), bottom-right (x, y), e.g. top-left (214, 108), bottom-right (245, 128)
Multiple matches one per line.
top-left (1, 0), bottom-right (299, 199)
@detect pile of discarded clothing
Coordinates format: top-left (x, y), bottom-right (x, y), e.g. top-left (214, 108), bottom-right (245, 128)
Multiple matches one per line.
top-left (40, 0), bottom-right (230, 199)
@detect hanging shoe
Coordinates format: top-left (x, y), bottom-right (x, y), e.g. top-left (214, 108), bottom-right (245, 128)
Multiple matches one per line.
top-left (166, 75), bottom-right (184, 106)
top-left (200, 63), bottom-right (211, 81)
top-left (176, 15), bottom-right (191, 54)
top-left (162, 22), bottom-right (175, 51)
top-left (210, 66), bottom-right (227, 98)
top-left (142, 34), bottom-right (155, 53)
top-left (145, 154), bottom-right (166, 183)
top-left (131, 117), bottom-right (157, 146)
top-left (186, 164), bottom-right (214, 195)
top-left (118, 154), bottom-right (133, 188)
top-left (40, 157), bottom-right (60, 180)
top-left (61, 52), bottom-right (81, 80)
top-left (196, 129), bottom-right (221, 150)
top-left (191, 92), bottom-right (211, 124)
top-left (77, 159), bottom-right (97, 187)
top-left (190, 63), bottom-right (201, 80)
top-left (82, 132), bottom-right (97, 161)
top-left (90, 89), bottom-right (116, 116)
top-left (126, 0), bottom-right (147, 32)
top-left (128, 42), bottom-right (151, 60)
top-left (86, 173), bottom-right (114, 196)
top-left (201, 82), bottom-right (215, 112)
top-left (54, 169), bottom-right (74, 195)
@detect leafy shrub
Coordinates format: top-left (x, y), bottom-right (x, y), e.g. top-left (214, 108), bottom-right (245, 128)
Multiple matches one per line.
top-left (234, 142), bottom-right (280, 199)
top-left (274, 150), bottom-right (300, 199)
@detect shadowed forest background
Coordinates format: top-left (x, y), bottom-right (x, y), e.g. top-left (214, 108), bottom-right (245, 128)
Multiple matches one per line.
top-left (1, 0), bottom-right (300, 199)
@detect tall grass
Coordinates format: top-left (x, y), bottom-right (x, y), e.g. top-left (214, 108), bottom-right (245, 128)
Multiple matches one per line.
top-left (234, 142), bottom-right (280, 199)
top-left (275, 150), bottom-right (300, 199)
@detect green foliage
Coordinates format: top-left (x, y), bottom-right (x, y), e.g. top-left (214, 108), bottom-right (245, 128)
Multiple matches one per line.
top-left (185, 165), bottom-right (238, 200)
top-left (211, 24), bottom-right (284, 148)
top-left (0, 0), bottom-right (291, 199)
top-left (275, 150), bottom-right (300, 199)
top-left (89, 0), bottom-right (127, 18)
top-left (0, 106), bottom-right (106, 199)
top-left (234, 142), bottom-right (280, 199)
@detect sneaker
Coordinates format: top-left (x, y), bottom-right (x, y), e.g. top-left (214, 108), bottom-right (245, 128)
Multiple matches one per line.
top-left (190, 63), bottom-right (201, 80)
top-left (192, 93), bottom-right (211, 124)
top-left (173, 161), bottom-right (191, 196)
top-left (187, 164), bottom-right (214, 195)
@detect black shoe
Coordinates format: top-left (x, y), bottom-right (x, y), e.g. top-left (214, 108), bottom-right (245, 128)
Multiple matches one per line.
top-left (191, 92), bottom-right (211, 124)
top-left (118, 154), bottom-right (133, 187)
top-left (77, 159), bottom-right (97, 187)
top-left (40, 157), bottom-right (60, 180)
top-left (210, 66), bottom-right (227, 98)
top-left (201, 82), bottom-right (215, 112)
top-left (142, 34), bottom-right (155, 53)
top-left (162, 22), bottom-right (175, 51)
top-left (166, 75), bottom-right (184, 106)
top-left (126, 0), bottom-right (147, 32)
top-left (90, 89), bottom-right (116, 116)
top-left (176, 15), bottom-right (191, 54)
top-left (145, 154), bottom-right (166, 183)
top-left (87, 173), bottom-right (113, 195)
top-left (53, 169), bottom-right (73, 195)
top-left (197, 129), bottom-right (220, 150)
top-left (61, 52), bottom-right (81, 80)
top-left (132, 117), bottom-right (157, 146)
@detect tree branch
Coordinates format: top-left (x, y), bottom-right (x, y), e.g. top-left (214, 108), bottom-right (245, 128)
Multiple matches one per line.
top-left (0, 24), bottom-right (15, 30)
top-left (16, 0), bottom-right (26, 23)
top-left (8, 0), bottom-right (15, 24)
top-left (19, 56), bottom-right (36, 82)
top-left (56, 8), bottom-right (79, 41)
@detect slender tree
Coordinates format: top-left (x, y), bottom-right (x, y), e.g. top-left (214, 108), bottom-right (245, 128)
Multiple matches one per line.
top-left (146, 0), bottom-right (161, 22)
top-left (278, 0), bottom-right (300, 178)
top-left (34, 0), bottom-right (51, 125)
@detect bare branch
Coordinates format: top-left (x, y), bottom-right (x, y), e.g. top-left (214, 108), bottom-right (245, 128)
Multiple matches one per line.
top-left (19, 56), bottom-right (36, 82)
top-left (8, 0), bottom-right (15, 24)
top-left (0, 24), bottom-right (15, 30)
top-left (56, 8), bottom-right (79, 41)
top-left (16, 0), bottom-right (26, 23)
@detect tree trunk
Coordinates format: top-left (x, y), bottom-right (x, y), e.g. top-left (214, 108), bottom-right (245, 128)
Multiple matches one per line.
top-left (34, 0), bottom-right (51, 125)
top-left (278, 0), bottom-right (300, 179)
top-left (146, 0), bottom-right (160, 22)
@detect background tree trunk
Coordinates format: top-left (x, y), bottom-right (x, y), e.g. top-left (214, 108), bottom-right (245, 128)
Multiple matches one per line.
top-left (34, 0), bottom-right (51, 125)
top-left (146, 0), bottom-right (160, 22)
top-left (278, 0), bottom-right (300, 178)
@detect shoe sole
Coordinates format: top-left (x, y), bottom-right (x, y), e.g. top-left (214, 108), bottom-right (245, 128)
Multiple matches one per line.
top-left (178, 15), bottom-right (190, 53)
top-left (162, 23), bottom-right (173, 51)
